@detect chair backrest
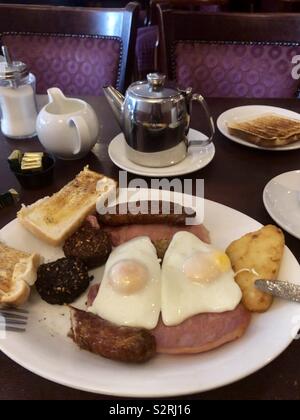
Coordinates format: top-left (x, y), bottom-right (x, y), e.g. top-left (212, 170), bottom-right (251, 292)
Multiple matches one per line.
top-left (158, 10), bottom-right (300, 97)
top-left (0, 3), bottom-right (139, 94)
top-left (260, 0), bottom-right (280, 12)
top-left (229, 0), bottom-right (260, 12)
top-left (148, 0), bottom-right (228, 25)
top-left (279, 0), bottom-right (300, 12)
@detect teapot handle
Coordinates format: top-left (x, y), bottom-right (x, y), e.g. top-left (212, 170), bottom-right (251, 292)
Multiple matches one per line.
top-left (188, 94), bottom-right (215, 147)
top-left (69, 115), bottom-right (91, 155)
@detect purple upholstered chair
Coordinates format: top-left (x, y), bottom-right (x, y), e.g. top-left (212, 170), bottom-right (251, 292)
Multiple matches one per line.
top-left (260, 0), bottom-right (281, 11)
top-left (135, 0), bottom-right (227, 80)
top-left (136, 26), bottom-right (159, 79)
top-left (158, 10), bottom-right (300, 98)
top-left (279, 0), bottom-right (300, 11)
top-left (148, 0), bottom-right (229, 25)
top-left (0, 3), bottom-right (139, 94)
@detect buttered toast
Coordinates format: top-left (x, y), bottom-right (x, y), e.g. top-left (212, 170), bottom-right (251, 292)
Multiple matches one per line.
top-left (227, 113), bottom-right (300, 147)
top-left (18, 168), bottom-right (117, 246)
top-left (0, 242), bottom-right (42, 306)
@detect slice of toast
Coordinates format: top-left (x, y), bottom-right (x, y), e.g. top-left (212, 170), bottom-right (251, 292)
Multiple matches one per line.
top-left (227, 113), bottom-right (300, 147)
top-left (0, 242), bottom-right (42, 306)
top-left (18, 168), bottom-right (117, 246)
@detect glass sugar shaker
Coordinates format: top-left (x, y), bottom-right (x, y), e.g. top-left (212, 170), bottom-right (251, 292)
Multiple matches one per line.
top-left (0, 46), bottom-right (38, 139)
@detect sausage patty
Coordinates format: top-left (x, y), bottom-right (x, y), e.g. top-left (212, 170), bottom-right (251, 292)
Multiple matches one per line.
top-left (97, 201), bottom-right (196, 226)
top-left (70, 307), bottom-right (156, 363)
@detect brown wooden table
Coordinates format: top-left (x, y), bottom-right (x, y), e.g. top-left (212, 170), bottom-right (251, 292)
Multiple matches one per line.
top-left (1, 96), bottom-right (300, 400)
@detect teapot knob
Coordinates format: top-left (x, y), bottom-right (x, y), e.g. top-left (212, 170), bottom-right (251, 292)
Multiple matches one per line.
top-left (147, 73), bottom-right (166, 92)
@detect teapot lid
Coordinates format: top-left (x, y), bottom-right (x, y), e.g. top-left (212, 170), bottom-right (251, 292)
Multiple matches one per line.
top-left (128, 73), bottom-right (180, 99)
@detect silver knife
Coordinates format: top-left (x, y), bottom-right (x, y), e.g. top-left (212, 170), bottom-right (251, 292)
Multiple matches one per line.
top-left (255, 279), bottom-right (300, 303)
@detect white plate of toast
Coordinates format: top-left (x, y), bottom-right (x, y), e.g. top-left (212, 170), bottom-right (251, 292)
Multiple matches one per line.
top-left (264, 170), bottom-right (300, 240)
top-left (217, 105), bottom-right (300, 151)
top-left (1, 185), bottom-right (300, 397)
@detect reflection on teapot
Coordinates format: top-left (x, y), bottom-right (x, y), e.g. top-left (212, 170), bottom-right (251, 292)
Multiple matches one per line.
top-left (104, 73), bottom-right (214, 168)
top-left (36, 88), bottom-right (100, 160)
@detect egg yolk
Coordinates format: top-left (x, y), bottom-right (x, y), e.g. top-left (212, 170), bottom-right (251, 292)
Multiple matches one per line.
top-left (108, 260), bottom-right (149, 294)
top-left (183, 251), bottom-right (231, 283)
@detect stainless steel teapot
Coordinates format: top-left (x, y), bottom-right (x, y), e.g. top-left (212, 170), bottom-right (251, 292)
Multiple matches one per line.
top-left (104, 73), bottom-right (215, 168)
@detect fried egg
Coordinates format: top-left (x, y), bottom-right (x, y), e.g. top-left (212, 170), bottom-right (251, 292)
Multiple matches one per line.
top-left (89, 236), bottom-right (161, 329)
top-left (161, 231), bottom-right (242, 326)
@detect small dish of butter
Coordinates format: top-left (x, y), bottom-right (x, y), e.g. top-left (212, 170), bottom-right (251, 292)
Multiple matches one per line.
top-left (8, 149), bottom-right (55, 189)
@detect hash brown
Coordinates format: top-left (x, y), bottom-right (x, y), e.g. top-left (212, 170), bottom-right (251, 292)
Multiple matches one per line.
top-left (226, 225), bottom-right (285, 312)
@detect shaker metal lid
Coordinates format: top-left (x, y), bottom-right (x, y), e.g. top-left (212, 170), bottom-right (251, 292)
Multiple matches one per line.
top-left (128, 73), bottom-right (180, 99)
top-left (0, 46), bottom-right (28, 80)
top-left (0, 60), bottom-right (29, 80)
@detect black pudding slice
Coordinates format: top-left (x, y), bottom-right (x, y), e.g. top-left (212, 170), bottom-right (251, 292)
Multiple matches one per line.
top-left (36, 257), bottom-right (93, 305)
top-left (63, 220), bottom-right (112, 269)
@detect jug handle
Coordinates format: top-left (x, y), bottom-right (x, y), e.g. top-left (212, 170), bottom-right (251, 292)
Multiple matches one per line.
top-left (69, 115), bottom-right (90, 155)
top-left (188, 94), bottom-right (215, 147)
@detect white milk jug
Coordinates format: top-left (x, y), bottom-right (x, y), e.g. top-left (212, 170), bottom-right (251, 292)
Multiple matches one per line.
top-left (36, 87), bottom-right (99, 160)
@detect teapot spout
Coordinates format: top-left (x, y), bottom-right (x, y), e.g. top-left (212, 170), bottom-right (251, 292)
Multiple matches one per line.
top-left (103, 86), bottom-right (124, 130)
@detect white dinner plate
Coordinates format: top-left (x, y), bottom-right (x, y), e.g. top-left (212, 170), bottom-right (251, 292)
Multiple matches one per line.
top-left (263, 170), bottom-right (300, 240)
top-left (217, 105), bottom-right (300, 151)
top-left (0, 188), bottom-right (300, 397)
top-left (108, 129), bottom-right (215, 177)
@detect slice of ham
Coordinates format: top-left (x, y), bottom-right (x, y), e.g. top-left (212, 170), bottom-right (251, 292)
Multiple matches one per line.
top-left (87, 283), bottom-right (100, 307)
top-left (86, 284), bottom-right (251, 355)
top-left (85, 215), bottom-right (210, 256)
top-left (101, 223), bottom-right (210, 247)
top-left (86, 215), bottom-right (100, 230)
top-left (152, 305), bottom-right (251, 354)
